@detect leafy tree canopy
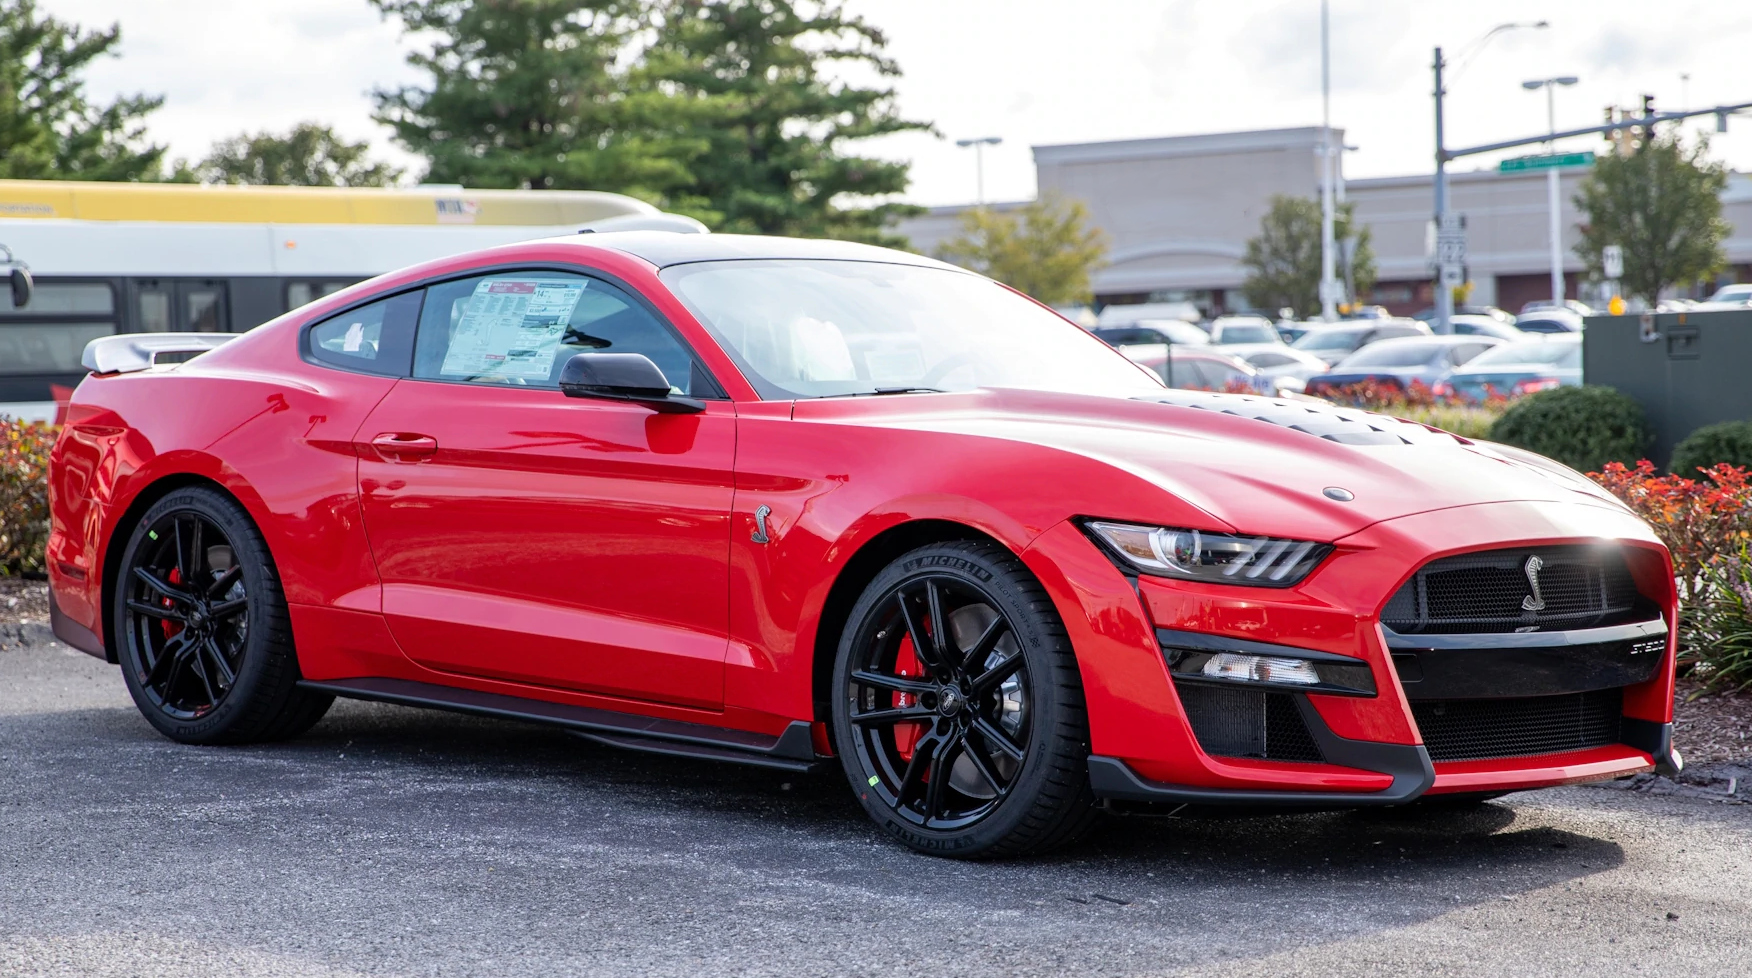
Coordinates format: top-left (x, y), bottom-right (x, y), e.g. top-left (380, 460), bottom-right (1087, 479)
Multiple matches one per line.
top-left (1574, 130), bottom-right (1728, 303)
top-left (369, 0), bottom-right (929, 243)
top-left (0, 0), bottom-right (166, 181)
top-left (1239, 195), bottom-right (1374, 319)
top-left (934, 195), bottom-right (1107, 306)
top-left (191, 123), bottom-right (404, 187)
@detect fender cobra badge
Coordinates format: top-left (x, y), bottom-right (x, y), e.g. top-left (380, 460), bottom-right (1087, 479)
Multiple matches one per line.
top-left (1521, 554), bottom-right (1547, 613)
top-left (751, 505), bottom-right (773, 545)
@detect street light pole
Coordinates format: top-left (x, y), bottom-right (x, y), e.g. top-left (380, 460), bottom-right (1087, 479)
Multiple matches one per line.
top-left (1432, 21), bottom-right (1547, 333)
top-left (1319, 0), bottom-right (1338, 322)
top-left (955, 136), bottom-right (1002, 207)
top-left (1522, 76), bottom-right (1580, 307)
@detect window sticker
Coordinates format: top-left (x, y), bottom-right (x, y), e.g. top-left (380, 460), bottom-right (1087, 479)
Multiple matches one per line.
top-left (439, 278), bottom-right (588, 380)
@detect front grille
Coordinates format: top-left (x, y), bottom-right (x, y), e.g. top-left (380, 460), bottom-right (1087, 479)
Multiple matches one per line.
top-left (1411, 689), bottom-right (1623, 762)
top-left (1383, 545), bottom-right (1643, 635)
top-left (1176, 683), bottom-right (1324, 762)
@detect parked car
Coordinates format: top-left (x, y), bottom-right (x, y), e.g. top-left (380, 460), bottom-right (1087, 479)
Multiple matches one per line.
top-left (1222, 343), bottom-right (1332, 393)
top-left (1095, 299), bottom-right (1203, 327)
top-left (1206, 316), bottom-right (1282, 346)
top-left (1437, 334), bottom-right (1582, 402)
top-left (1704, 284), bottom-right (1752, 306)
top-left (1520, 299), bottom-right (1595, 317)
top-left (45, 229), bottom-right (1680, 859)
top-left (1290, 319), bottom-right (1432, 366)
top-left (1413, 304), bottom-right (1516, 326)
top-left (1091, 319), bottom-right (1210, 349)
top-left (1449, 314), bottom-right (1528, 342)
top-left (1514, 309), bottom-right (1583, 334)
top-left (1124, 346), bottom-right (1280, 394)
top-left (1304, 335), bottom-right (1505, 397)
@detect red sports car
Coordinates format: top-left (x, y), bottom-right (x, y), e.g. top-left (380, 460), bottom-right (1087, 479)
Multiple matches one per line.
top-left (46, 233), bottom-right (1680, 858)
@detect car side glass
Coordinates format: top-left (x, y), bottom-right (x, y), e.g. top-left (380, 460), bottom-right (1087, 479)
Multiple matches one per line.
top-left (306, 290), bottom-right (421, 377)
top-left (412, 271), bottom-right (697, 394)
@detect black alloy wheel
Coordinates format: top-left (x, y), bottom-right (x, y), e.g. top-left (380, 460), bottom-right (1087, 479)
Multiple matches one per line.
top-left (832, 540), bottom-right (1097, 858)
top-left (115, 486), bottom-right (332, 744)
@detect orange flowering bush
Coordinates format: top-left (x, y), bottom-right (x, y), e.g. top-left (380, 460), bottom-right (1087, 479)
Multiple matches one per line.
top-left (1, 420), bottom-right (56, 576)
top-left (1590, 460), bottom-right (1752, 688)
top-left (1590, 460), bottom-right (1752, 603)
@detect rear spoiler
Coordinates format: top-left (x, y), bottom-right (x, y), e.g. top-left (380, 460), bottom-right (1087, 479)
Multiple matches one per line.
top-left (82, 332), bottom-right (238, 375)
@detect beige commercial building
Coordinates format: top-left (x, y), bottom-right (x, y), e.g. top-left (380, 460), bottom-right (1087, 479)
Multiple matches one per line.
top-left (899, 126), bottom-right (1752, 316)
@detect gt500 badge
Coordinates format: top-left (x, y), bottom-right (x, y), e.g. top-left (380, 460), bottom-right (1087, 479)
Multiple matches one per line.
top-left (1630, 638), bottom-right (1665, 656)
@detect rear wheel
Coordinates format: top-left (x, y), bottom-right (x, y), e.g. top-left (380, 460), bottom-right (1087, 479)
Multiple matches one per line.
top-left (831, 540), bottom-right (1096, 858)
top-left (114, 486), bottom-right (331, 744)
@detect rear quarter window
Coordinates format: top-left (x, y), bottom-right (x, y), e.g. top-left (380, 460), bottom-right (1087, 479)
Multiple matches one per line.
top-left (304, 291), bottom-right (422, 377)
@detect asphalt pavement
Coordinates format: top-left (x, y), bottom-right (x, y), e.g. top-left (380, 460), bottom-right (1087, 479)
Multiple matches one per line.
top-left (3, 636), bottom-right (1750, 978)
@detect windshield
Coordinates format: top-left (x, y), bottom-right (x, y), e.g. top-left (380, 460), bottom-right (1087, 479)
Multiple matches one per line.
top-left (661, 259), bottom-right (1165, 399)
top-left (1216, 325), bottom-right (1277, 344)
top-left (1465, 340), bottom-right (1581, 368)
top-left (1338, 342), bottom-right (1442, 368)
top-left (1292, 329), bottom-right (1364, 353)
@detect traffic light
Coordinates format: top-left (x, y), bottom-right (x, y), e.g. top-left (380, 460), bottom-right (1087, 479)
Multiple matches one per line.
top-left (1641, 94), bottom-right (1657, 118)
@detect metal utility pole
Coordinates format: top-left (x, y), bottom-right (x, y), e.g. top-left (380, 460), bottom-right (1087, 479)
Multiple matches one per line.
top-left (1319, 0), bottom-right (1338, 322)
top-left (955, 137), bottom-right (1002, 207)
top-left (1431, 21), bottom-right (1547, 333)
top-left (1523, 76), bottom-right (1579, 306)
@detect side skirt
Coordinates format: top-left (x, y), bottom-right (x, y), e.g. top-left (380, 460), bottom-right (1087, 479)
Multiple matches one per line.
top-left (299, 677), bottom-right (827, 774)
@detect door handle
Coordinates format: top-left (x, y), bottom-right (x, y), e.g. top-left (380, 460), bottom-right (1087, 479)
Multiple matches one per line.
top-left (371, 432), bottom-right (438, 462)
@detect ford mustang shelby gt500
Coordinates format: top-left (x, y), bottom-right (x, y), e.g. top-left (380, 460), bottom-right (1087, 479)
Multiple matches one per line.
top-left (47, 232), bottom-right (1680, 858)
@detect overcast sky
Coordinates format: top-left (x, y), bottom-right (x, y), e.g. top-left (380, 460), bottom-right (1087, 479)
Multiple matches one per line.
top-left (41, 0), bottom-right (1752, 206)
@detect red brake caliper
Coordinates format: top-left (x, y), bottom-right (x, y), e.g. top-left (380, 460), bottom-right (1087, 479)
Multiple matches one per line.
top-left (160, 567), bottom-right (184, 640)
top-left (893, 633), bottom-right (926, 762)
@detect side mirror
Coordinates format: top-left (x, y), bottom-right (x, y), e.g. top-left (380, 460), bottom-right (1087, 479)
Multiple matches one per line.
top-left (7, 265), bottom-right (30, 310)
top-left (558, 353), bottom-right (704, 413)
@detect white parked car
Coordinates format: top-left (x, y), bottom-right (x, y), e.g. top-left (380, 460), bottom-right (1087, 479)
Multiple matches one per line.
top-left (1206, 315), bottom-right (1282, 345)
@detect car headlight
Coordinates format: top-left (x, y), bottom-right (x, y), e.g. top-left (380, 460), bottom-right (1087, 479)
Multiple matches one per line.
top-left (1084, 520), bottom-right (1331, 587)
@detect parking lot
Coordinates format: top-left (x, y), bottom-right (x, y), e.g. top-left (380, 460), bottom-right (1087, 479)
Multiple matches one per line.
top-left (0, 636), bottom-right (1747, 978)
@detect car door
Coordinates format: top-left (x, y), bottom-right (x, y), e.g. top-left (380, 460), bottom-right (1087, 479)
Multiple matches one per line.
top-left (355, 268), bottom-right (736, 708)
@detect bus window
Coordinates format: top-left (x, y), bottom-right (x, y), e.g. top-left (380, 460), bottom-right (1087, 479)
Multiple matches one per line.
top-left (139, 287), bottom-right (172, 331)
top-left (287, 281), bottom-right (353, 310)
top-left (0, 283), bottom-right (115, 315)
top-left (187, 287), bottom-right (223, 331)
top-left (0, 324), bottom-right (115, 374)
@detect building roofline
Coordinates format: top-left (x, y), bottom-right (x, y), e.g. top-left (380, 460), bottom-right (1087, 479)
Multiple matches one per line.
top-left (1033, 126), bottom-right (1339, 167)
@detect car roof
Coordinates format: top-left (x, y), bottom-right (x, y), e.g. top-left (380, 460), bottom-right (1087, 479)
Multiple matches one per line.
top-left (532, 230), bottom-right (961, 271)
top-left (1358, 334), bottom-right (1503, 351)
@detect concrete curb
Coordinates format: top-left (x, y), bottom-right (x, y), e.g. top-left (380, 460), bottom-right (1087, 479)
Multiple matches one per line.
top-left (1587, 761), bottom-right (1751, 804)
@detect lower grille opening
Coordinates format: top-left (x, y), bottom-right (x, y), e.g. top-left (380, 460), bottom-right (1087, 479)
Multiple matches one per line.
top-left (1176, 683), bottom-right (1324, 763)
top-left (1411, 689), bottom-right (1624, 762)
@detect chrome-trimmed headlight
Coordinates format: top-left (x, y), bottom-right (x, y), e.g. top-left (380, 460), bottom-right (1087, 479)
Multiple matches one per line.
top-left (1084, 520), bottom-right (1332, 588)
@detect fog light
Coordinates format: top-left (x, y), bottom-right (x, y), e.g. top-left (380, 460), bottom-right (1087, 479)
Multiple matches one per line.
top-left (1202, 652), bottom-right (1321, 686)
top-left (1166, 647), bottom-right (1376, 696)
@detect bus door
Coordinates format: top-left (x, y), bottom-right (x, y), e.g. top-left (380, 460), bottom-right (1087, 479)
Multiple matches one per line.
top-left (130, 279), bottom-right (230, 333)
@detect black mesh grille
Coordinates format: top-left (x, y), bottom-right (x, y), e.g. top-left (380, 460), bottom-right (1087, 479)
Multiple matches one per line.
top-left (1383, 545), bottom-right (1644, 635)
top-left (1410, 689), bottom-right (1623, 762)
top-left (1176, 683), bottom-right (1324, 762)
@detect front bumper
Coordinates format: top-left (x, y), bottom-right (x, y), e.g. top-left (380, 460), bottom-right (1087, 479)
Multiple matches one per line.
top-left (1019, 500), bottom-right (1680, 807)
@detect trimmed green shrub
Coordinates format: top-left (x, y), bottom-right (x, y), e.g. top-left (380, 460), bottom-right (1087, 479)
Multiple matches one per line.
top-left (1486, 385), bottom-right (1650, 473)
top-left (1670, 420), bottom-right (1752, 477)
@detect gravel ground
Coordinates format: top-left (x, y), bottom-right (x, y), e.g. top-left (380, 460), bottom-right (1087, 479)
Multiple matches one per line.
top-left (0, 578), bottom-right (49, 625)
top-left (3, 636), bottom-right (1752, 977)
top-left (1674, 680), bottom-right (1752, 762)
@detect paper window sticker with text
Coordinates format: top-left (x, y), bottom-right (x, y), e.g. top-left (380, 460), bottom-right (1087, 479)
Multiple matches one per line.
top-left (439, 278), bottom-right (587, 380)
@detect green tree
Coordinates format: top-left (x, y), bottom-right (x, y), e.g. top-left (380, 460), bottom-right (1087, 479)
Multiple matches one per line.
top-left (641, 0), bottom-right (932, 243)
top-left (368, 0), bottom-right (695, 200)
top-left (0, 0), bottom-right (166, 181)
top-left (1574, 130), bottom-right (1728, 303)
top-left (194, 123), bottom-right (404, 187)
top-left (934, 195), bottom-right (1107, 305)
top-left (1239, 195), bottom-right (1375, 318)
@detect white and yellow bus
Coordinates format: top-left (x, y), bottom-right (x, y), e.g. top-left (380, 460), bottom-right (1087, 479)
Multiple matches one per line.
top-left (0, 180), bottom-right (702, 419)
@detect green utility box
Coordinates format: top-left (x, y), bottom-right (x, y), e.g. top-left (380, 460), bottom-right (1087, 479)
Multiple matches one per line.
top-left (1583, 308), bottom-right (1752, 469)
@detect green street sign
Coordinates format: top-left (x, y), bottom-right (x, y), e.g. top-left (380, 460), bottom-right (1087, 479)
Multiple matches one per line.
top-left (1499, 151), bottom-right (1596, 172)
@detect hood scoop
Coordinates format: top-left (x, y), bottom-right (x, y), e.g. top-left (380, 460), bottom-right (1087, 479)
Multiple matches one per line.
top-left (1136, 391), bottom-right (1463, 447)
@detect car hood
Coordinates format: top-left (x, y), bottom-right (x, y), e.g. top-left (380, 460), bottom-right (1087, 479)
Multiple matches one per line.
top-left (792, 388), bottom-right (1627, 541)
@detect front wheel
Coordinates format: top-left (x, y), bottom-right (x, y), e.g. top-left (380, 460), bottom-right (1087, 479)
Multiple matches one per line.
top-left (831, 540), bottom-right (1097, 858)
top-left (114, 485), bottom-right (332, 744)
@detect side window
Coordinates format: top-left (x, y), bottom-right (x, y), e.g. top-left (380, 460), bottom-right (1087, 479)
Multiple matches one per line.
top-left (412, 271), bottom-right (701, 394)
top-left (305, 291), bottom-right (422, 377)
top-left (1451, 342), bottom-right (1492, 365)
